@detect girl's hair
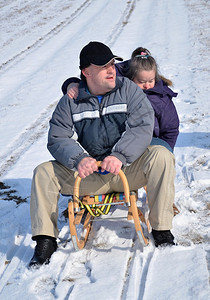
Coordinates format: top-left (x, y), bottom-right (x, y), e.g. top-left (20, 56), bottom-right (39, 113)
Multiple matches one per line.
top-left (128, 47), bottom-right (173, 86)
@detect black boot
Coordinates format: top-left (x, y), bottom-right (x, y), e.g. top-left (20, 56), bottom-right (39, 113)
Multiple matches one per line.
top-left (29, 235), bottom-right (57, 268)
top-left (152, 229), bottom-right (175, 247)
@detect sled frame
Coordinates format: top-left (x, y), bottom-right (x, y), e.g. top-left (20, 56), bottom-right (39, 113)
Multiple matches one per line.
top-left (68, 162), bottom-right (150, 250)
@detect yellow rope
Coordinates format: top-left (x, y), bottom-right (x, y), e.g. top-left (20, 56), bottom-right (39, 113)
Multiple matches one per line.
top-left (82, 193), bottom-right (115, 217)
top-left (84, 203), bottom-right (97, 217)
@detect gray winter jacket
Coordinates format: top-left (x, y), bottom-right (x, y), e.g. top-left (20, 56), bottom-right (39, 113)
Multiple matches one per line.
top-left (47, 77), bottom-right (154, 170)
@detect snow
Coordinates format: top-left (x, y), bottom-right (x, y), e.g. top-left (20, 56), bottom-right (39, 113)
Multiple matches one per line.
top-left (0, 0), bottom-right (209, 299)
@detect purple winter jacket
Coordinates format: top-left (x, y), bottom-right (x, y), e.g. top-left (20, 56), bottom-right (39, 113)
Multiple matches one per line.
top-left (115, 60), bottom-right (179, 150)
top-left (61, 60), bottom-right (179, 150)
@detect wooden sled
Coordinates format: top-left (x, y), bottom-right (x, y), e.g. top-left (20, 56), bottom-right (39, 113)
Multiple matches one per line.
top-left (68, 161), bottom-right (150, 250)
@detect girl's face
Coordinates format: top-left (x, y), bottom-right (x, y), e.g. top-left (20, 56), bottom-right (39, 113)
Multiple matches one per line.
top-left (133, 69), bottom-right (156, 90)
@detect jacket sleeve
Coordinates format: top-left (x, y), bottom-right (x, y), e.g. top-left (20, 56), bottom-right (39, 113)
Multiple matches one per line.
top-left (47, 95), bottom-right (89, 170)
top-left (158, 99), bottom-right (179, 150)
top-left (111, 79), bottom-right (154, 165)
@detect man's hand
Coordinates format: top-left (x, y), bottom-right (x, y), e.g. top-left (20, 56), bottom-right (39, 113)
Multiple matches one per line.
top-left (67, 83), bottom-right (79, 99)
top-left (101, 156), bottom-right (122, 175)
top-left (77, 157), bottom-right (98, 178)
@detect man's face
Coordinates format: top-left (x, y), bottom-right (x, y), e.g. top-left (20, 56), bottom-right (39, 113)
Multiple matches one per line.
top-left (82, 59), bottom-right (116, 95)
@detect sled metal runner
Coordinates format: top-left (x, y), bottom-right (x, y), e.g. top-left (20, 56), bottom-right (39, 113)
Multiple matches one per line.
top-left (68, 161), bottom-right (150, 250)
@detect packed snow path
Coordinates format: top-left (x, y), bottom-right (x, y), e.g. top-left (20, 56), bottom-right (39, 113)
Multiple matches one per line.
top-left (0, 0), bottom-right (209, 299)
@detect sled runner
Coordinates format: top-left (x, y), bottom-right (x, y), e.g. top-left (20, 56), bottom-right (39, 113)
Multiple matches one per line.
top-left (68, 161), bottom-right (150, 250)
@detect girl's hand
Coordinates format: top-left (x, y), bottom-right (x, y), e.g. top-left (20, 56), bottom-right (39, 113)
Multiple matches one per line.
top-left (67, 83), bottom-right (79, 99)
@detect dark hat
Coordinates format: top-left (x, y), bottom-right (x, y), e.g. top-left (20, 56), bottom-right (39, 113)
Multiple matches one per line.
top-left (79, 41), bottom-right (123, 70)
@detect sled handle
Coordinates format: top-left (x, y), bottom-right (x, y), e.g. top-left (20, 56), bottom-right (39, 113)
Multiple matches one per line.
top-left (73, 161), bottom-right (130, 211)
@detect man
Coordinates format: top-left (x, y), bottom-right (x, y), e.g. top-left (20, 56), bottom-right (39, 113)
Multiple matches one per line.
top-left (29, 41), bottom-right (176, 268)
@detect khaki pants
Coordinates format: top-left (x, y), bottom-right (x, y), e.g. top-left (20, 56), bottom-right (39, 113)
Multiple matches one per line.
top-left (30, 145), bottom-right (175, 238)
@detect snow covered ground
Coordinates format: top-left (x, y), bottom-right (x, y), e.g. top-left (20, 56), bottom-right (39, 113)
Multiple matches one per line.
top-left (0, 0), bottom-right (209, 299)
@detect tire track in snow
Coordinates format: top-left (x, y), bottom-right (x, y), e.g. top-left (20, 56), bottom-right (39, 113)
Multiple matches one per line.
top-left (0, 0), bottom-right (92, 72)
top-left (1, 0), bottom-right (137, 71)
top-left (0, 100), bottom-right (58, 177)
top-left (104, 0), bottom-right (137, 47)
top-left (121, 242), bottom-right (155, 300)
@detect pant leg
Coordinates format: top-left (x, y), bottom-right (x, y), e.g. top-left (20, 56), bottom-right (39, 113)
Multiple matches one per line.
top-left (30, 160), bottom-right (114, 238)
top-left (30, 161), bottom-right (61, 238)
top-left (110, 145), bottom-right (175, 230)
top-left (142, 145), bottom-right (175, 230)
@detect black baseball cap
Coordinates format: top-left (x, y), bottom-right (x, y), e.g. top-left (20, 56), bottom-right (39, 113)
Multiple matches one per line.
top-left (79, 41), bottom-right (123, 70)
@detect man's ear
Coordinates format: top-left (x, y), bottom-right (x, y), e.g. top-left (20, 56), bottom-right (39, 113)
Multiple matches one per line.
top-left (82, 68), bottom-right (90, 78)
